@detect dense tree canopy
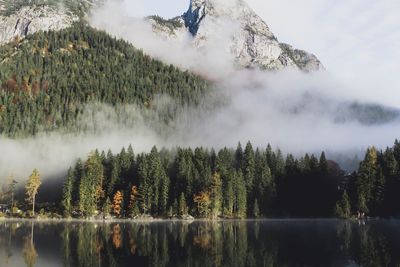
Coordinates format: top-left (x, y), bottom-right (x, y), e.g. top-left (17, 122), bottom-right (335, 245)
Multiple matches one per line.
top-left (59, 140), bottom-right (400, 219)
top-left (61, 142), bottom-right (351, 219)
top-left (0, 23), bottom-right (209, 137)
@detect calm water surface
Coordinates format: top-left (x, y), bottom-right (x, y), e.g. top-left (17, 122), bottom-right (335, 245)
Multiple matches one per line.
top-left (0, 219), bottom-right (400, 267)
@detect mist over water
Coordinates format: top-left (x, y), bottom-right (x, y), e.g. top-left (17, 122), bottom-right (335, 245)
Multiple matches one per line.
top-left (1, 0), bottom-right (400, 182)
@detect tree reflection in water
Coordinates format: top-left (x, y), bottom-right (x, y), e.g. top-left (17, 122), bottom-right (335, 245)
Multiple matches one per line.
top-left (1, 220), bottom-right (400, 267)
top-left (23, 222), bottom-right (37, 267)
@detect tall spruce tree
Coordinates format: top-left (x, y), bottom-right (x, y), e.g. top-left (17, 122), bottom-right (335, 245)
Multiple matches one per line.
top-left (62, 168), bottom-right (74, 216)
top-left (243, 142), bottom-right (255, 215)
top-left (234, 171), bottom-right (247, 219)
top-left (356, 148), bottom-right (378, 215)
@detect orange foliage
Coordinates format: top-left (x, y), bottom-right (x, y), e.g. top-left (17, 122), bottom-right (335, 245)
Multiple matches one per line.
top-left (112, 191), bottom-right (123, 216)
top-left (193, 191), bottom-right (211, 217)
top-left (112, 224), bottom-right (122, 249)
top-left (193, 234), bottom-right (211, 249)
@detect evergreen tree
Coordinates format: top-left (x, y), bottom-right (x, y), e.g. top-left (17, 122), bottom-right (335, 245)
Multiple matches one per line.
top-left (128, 186), bottom-right (140, 218)
top-left (254, 149), bottom-right (275, 216)
top-left (137, 154), bottom-right (151, 214)
top-left (223, 174), bottom-right (234, 218)
top-left (210, 172), bottom-right (222, 219)
top-left (62, 168), bottom-right (74, 216)
top-left (178, 193), bottom-right (188, 216)
top-left (356, 148), bottom-right (378, 215)
top-left (243, 142), bottom-right (255, 203)
top-left (6, 176), bottom-right (18, 208)
top-left (319, 152), bottom-right (329, 175)
top-left (79, 152), bottom-right (104, 217)
top-left (234, 171), bottom-right (247, 219)
top-left (334, 191), bottom-right (351, 218)
top-left (235, 142), bottom-right (243, 171)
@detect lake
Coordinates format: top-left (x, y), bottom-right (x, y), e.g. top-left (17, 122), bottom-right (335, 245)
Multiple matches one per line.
top-left (0, 219), bottom-right (399, 267)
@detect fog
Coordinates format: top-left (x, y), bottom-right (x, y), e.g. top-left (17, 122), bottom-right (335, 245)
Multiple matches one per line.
top-left (1, 0), bottom-right (400, 182)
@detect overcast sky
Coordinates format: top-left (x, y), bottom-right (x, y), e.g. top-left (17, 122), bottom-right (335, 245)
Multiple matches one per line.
top-left (123, 0), bottom-right (400, 107)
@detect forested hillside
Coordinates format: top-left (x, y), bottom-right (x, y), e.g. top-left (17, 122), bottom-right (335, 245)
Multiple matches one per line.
top-left (0, 22), bottom-right (208, 137)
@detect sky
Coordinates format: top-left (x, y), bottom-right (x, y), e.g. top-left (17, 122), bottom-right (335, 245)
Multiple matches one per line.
top-left (124, 0), bottom-right (400, 107)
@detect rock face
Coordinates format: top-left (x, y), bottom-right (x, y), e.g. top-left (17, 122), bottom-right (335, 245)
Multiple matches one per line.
top-left (0, 5), bottom-right (78, 44)
top-left (150, 0), bottom-right (324, 72)
top-left (0, 0), bottom-right (101, 45)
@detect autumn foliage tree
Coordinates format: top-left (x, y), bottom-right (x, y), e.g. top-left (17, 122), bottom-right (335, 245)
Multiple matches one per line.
top-left (194, 191), bottom-right (211, 218)
top-left (113, 191), bottom-right (124, 217)
top-left (25, 169), bottom-right (42, 217)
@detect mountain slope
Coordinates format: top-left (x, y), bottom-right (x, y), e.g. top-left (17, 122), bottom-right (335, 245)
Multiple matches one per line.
top-left (149, 0), bottom-right (324, 72)
top-left (0, 23), bottom-right (208, 137)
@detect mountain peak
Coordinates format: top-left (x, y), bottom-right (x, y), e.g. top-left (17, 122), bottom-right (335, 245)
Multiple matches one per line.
top-left (166, 0), bottom-right (323, 71)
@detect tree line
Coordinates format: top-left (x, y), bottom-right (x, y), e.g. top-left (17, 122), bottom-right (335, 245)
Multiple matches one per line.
top-left (2, 140), bottom-right (400, 219)
top-left (60, 140), bottom-right (400, 219)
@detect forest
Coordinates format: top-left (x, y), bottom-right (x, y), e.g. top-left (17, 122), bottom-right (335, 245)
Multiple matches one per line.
top-left (0, 22), bottom-right (209, 137)
top-left (2, 140), bottom-right (399, 219)
top-left (51, 140), bottom-right (400, 219)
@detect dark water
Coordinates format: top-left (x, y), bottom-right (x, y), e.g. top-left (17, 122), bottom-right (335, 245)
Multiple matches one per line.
top-left (1, 219), bottom-right (400, 267)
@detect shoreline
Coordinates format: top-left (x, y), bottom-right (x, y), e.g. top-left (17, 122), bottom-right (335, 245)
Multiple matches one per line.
top-left (0, 217), bottom-right (382, 223)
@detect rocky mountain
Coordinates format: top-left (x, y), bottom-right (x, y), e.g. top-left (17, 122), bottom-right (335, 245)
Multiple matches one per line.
top-left (0, 0), bottom-right (99, 44)
top-left (149, 0), bottom-right (324, 72)
top-left (0, 5), bottom-right (77, 44)
top-left (0, 0), bottom-right (323, 72)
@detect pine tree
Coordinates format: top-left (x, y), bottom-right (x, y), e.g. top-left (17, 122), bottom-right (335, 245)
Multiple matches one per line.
top-left (128, 186), bottom-right (140, 218)
top-left (235, 171), bottom-right (247, 219)
top-left (334, 191), bottom-right (351, 218)
top-left (356, 147), bottom-right (378, 215)
top-left (62, 168), bottom-right (74, 217)
top-left (137, 154), bottom-right (151, 214)
top-left (223, 175), bottom-right (234, 218)
top-left (254, 150), bottom-right (275, 216)
top-left (7, 176), bottom-right (18, 208)
top-left (243, 142), bottom-right (255, 200)
top-left (372, 168), bottom-right (385, 215)
top-left (79, 152), bottom-right (104, 217)
top-left (319, 151), bottom-right (328, 175)
top-left (235, 142), bottom-right (243, 171)
top-left (178, 193), bottom-right (188, 216)
top-left (25, 169), bottom-right (42, 217)
top-left (210, 172), bottom-right (222, 220)
top-left (148, 146), bottom-right (169, 215)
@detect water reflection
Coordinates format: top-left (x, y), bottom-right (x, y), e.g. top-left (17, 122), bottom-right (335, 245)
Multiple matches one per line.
top-left (1, 219), bottom-right (400, 267)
